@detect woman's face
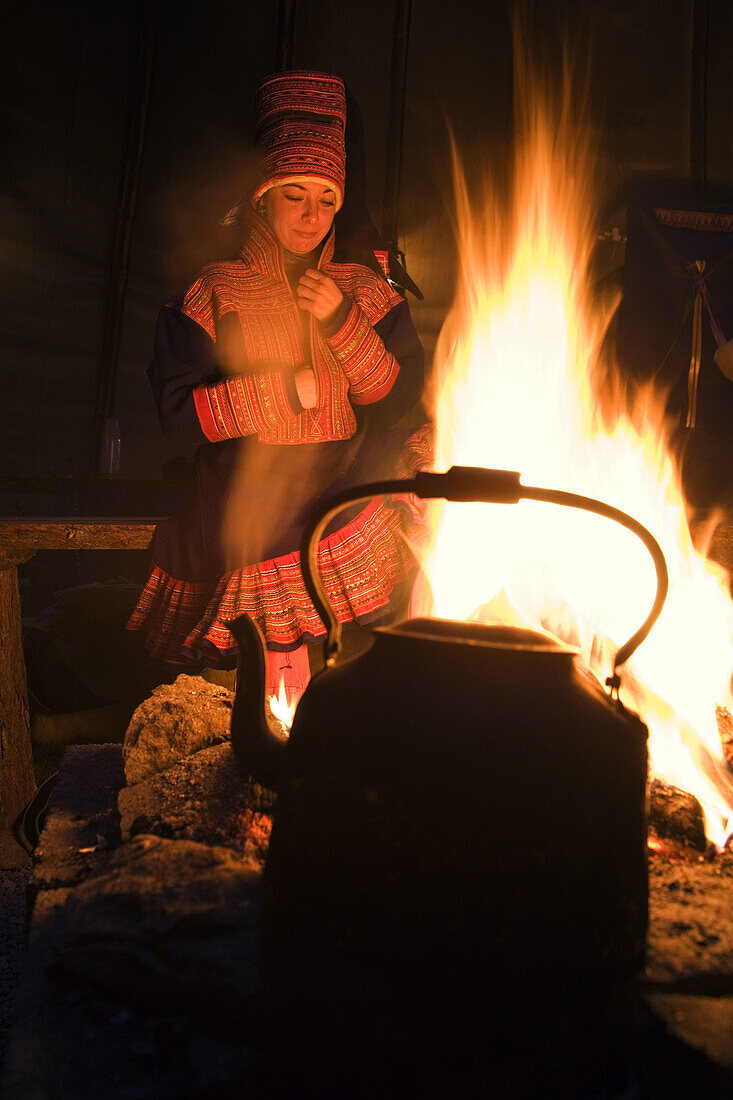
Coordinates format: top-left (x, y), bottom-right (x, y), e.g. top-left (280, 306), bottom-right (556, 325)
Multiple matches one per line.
top-left (263, 181), bottom-right (337, 253)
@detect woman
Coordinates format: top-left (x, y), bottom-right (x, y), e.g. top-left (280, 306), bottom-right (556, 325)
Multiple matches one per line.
top-left (128, 71), bottom-right (431, 696)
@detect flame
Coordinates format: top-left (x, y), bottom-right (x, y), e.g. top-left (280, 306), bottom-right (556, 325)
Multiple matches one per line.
top-left (417, 69), bottom-right (733, 848)
top-left (268, 673), bottom-right (297, 732)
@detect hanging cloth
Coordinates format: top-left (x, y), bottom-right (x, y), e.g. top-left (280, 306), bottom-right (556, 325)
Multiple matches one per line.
top-left (617, 202), bottom-right (733, 504)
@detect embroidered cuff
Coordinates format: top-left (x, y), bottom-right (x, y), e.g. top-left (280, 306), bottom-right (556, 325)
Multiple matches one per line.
top-left (326, 301), bottom-right (400, 404)
top-left (193, 370), bottom-right (301, 441)
top-left (318, 295), bottom-right (353, 339)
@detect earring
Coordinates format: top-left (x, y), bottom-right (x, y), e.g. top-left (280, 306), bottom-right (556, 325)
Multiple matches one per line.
top-left (257, 202), bottom-right (266, 217)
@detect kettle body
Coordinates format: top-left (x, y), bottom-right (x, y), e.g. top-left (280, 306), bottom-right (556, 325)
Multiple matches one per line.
top-left (259, 618), bottom-right (648, 1038)
top-left (230, 467), bottom-right (665, 1085)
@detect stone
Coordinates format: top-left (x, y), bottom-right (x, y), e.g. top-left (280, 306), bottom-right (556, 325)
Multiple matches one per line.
top-left (645, 993), bottom-right (733, 1071)
top-left (50, 834), bottom-right (262, 1026)
top-left (3, 744), bottom-right (262, 1098)
top-left (118, 742), bottom-right (273, 869)
top-left (122, 674), bottom-right (234, 784)
top-left (4, 873), bottom-right (258, 1099)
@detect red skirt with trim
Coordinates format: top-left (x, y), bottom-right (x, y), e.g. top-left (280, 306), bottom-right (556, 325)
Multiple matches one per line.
top-left (127, 497), bottom-right (427, 663)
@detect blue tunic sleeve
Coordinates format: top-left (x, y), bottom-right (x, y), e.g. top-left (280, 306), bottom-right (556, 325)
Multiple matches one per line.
top-left (146, 303), bottom-right (222, 448)
top-left (368, 298), bottom-right (427, 429)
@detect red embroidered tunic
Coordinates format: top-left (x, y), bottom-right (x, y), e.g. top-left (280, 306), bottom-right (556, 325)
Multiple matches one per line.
top-left (128, 217), bottom-right (432, 663)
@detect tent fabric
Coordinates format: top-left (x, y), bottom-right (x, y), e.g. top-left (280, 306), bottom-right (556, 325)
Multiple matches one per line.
top-left (617, 202), bottom-right (733, 504)
top-left (3, 2), bottom-right (733, 492)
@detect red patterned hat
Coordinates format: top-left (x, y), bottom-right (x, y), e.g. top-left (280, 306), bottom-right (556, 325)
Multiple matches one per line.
top-left (250, 71), bottom-right (346, 210)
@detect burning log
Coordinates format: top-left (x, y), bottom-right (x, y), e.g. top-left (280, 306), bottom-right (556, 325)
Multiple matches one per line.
top-left (649, 778), bottom-right (707, 852)
top-left (717, 704), bottom-right (733, 770)
top-left (645, 705), bottom-right (733, 853)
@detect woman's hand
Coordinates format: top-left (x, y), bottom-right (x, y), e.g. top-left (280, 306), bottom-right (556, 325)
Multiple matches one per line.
top-left (297, 270), bottom-right (343, 326)
top-left (294, 366), bottom-right (318, 409)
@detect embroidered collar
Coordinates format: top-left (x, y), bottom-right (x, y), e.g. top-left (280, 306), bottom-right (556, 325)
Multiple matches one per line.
top-left (238, 213), bottom-right (335, 279)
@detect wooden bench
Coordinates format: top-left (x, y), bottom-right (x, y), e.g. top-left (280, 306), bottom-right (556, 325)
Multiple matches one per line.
top-left (0, 519), bottom-right (158, 831)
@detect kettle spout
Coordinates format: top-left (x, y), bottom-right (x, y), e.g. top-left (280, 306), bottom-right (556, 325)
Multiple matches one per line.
top-left (229, 613), bottom-right (287, 791)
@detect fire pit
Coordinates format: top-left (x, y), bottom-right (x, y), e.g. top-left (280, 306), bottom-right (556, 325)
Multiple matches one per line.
top-left (3, 718), bottom-right (732, 1097)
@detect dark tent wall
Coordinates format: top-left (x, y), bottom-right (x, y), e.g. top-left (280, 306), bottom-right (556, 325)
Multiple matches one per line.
top-left (3, 1), bottom-right (138, 479)
top-left (1, 0), bottom-right (282, 483)
top-left (2, 0), bottom-right (732, 484)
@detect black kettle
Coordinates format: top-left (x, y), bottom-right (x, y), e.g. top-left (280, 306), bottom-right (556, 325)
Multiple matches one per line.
top-left (230, 466), bottom-right (668, 1085)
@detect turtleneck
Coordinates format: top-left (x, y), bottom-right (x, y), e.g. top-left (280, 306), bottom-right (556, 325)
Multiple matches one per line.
top-left (282, 245), bottom-right (322, 292)
top-left (282, 245), bottom-right (323, 354)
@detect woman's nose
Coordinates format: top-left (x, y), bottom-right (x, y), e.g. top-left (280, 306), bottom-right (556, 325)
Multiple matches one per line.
top-left (301, 201), bottom-right (317, 222)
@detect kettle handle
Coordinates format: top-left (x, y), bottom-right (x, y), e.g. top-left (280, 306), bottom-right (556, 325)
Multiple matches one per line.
top-left (300, 466), bottom-right (668, 694)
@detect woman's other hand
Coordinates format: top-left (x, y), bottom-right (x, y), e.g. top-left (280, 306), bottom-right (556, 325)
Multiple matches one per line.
top-left (297, 270), bottom-right (343, 326)
top-left (294, 366), bottom-right (318, 409)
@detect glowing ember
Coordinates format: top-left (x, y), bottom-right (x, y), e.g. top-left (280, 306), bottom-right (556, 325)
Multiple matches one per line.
top-left (417, 69), bottom-right (733, 848)
top-left (268, 673), bottom-right (297, 732)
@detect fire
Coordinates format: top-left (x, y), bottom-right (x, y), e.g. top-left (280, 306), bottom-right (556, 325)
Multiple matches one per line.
top-left (417, 70), bottom-right (733, 847)
top-left (268, 673), bottom-right (297, 732)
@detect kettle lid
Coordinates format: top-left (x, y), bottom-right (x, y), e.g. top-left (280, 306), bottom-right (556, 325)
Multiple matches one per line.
top-left (382, 617), bottom-right (577, 654)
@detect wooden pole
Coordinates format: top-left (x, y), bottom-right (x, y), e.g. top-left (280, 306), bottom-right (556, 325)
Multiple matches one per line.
top-left (275, 0), bottom-right (298, 72)
top-left (690, 0), bottom-right (710, 202)
top-left (0, 559), bottom-right (35, 832)
top-left (382, 0), bottom-right (413, 255)
top-left (88, 0), bottom-right (157, 475)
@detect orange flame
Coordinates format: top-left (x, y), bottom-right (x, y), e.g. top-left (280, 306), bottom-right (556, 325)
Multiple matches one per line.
top-left (417, 71), bottom-right (733, 847)
top-left (268, 673), bottom-right (297, 733)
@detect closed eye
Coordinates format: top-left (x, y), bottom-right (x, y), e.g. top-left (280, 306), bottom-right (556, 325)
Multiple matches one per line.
top-left (282, 189), bottom-right (335, 207)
